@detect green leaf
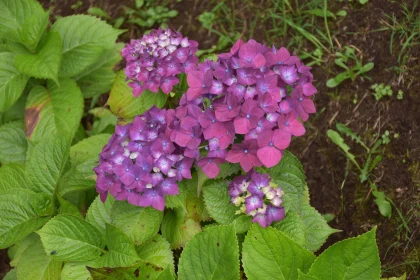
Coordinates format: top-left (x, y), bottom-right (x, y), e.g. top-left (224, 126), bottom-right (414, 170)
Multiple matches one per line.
top-left (303, 9), bottom-right (335, 18)
top-left (0, 189), bottom-right (52, 249)
top-left (51, 15), bottom-right (123, 77)
top-left (16, 240), bottom-right (63, 280)
top-left (14, 32), bottom-right (62, 84)
top-left (57, 196), bottom-right (83, 218)
top-left (327, 129), bottom-right (359, 168)
top-left (61, 262), bottom-right (92, 280)
top-left (9, 233), bottom-right (39, 267)
top-left (26, 135), bottom-right (70, 195)
top-left (21, 9), bottom-right (49, 52)
top-left (161, 207), bottom-right (201, 249)
top-left (88, 108), bottom-right (117, 135)
top-left (178, 225), bottom-right (239, 280)
top-left (242, 225), bottom-right (316, 280)
top-left (74, 44), bottom-right (122, 98)
top-left (381, 273), bottom-right (406, 280)
top-left (326, 72), bottom-right (351, 88)
top-left (25, 78), bottom-right (83, 143)
top-left (232, 215), bottom-right (252, 234)
top-left (70, 134), bottom-right (111, 165)
top-left (111, 201), bottom-right (163, 245)
top-left (307, 228), bottom-right (380, 280)
top-left (336, 123), bottom-right (369, 151)
top-left (88, 223), bottom-right (140, 268)
top-left (88, 262), bottom-right (174, 280)
top-left (0, 121), bottom-right (27, 164)
top-left (57, 160), bottom-right (97, 196)
top-left (336, 10), bottom-right (347, 17)
top-left (0, 0), bottom-right (45, 42)
top-left (38, 214), bottom-right (105, 261)
top-left (372, 190), bottom-right (392, 218)
top-left (358, 62), bottom-right (374, 74)
top-left (86, 195), bottom-right (115, 236)
top-left (0, 52), bottom-right (29, 112)
top-left (3, 268), bottom-right (16, 280)
top-left (273, 196), bottom-right (339, 251)
top-left (108, 71), bottom-right (167, 119)
top-left (0, 92), bottom-right (27, 124)
top-left (136, 234), bottom-right (174, 274)
top-left (87, 7), bottom-right (112, 20)
top-left (202, 180), bottom-right (237, 224)
top-left (298, 270), bottom-right (319, 280)
top-left (0, 164), bottom-right (28, 191)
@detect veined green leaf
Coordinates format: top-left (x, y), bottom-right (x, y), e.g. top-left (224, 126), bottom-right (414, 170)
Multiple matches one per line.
top-left (136, 234), bottom-right (174, 274)
top-left (88, 223), bottom-right (140, 268)
top-left (51, 15), bottom-right (123, 77)
top-left (57, 160), bottom-right (97, 196)
top-left (111, 201), bottom-right (163, 245)
top-left (21, 9), bottom-right (49, 52)
top-left (16, 240), bottom-right (63, 280)
top-left (0, 189), bottom-right (52, 248)
top-left (14, 32), bottom-right (62, 84)
top-left (202, 180), bottom-right (237, 224)
top-left (86, 195), bottom-right (115, 236)
top-left (178, 225), bottom-right (239, 280)
top-left (108, 71), bottom-right (167, 119)
top-left (38, 214), bottom-right (105, 261)
top-left (88, 262), bottom-right (174, 280)
top-left (0, 52), bottom-right (28, 112)
top-left (61, 262), bottom-right (92, 280)
top-left (0, 163), bottom-right (28, 191)
top-left (307, 228), bottom-right (380, 280)
top-left (8, 233), bottom-right (39, 267)
top-left (26, 135), bottom-right (70, 195)
top-left (242, 225), bottom-right (316, 280)
top-left (70, 134), bottom-right (111, 165)
top-left (0, 121), bottom-right (27, 164)
top-left (25, 78), bottom-right (83, 143)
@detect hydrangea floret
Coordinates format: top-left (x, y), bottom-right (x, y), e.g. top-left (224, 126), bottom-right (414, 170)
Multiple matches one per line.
top-left (95, 29), bottom-right (318, 228)
top-left (122, 28), bottom-right (198, 96)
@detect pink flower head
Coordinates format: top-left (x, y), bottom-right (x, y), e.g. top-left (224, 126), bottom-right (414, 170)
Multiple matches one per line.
top-left (226, 140), bottom-right (262, 172)
top-left (186, 70), bottom-right (213, 101)
top-left (278, 111), bottom-right (306, 136)
top-left (197, 157), bottom-right (224, 178)
top-left (234, 99), bottom-right (264, 134)
top-left (256, 129), bottom-right (291, 168)
top-left (238, 39), bottom-right (266, 68)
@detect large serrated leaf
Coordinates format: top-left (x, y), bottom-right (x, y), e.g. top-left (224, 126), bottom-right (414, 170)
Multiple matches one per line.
top-left (87, 223), bottom-right (140, 268)
top-left (0, 163), bottom-right (28, 191)
top-left (202, 180), bottom-right (237, 224)
top-left (0, 189), bottom-right (52, 249)
top-left (25, 78), bottom-right (83, 143)
top-left (307, 228), bottom-right (380, 280)
top-left (16, 240), bottom-right (63, 280)
top-left (8, 233), bottom-right (39, 267)
top-left (111, 201), bottom-right (163, 245)
top-left (136, 234), bottom-right (174, 274)
top-left (86, 195), bottom-right (115, 236)
top-left (0, 121), bottom-right (27, 164)
top-left (0, 52), bottom-right (29, 112)
top-left (0, 0), bottom-right (45, 42)
top-left (38, 214), bottom-right (105, 261)
top-left (74, 44), bottom-right (122, 98)
top-left (161, 207), bottom-right (201, 249)
top-left (51, 15), bottom-right (123, 77)
top-left (108, 71), bottom-right (167, 119)
top-left (21, 9), bottom-right (49, 52)
top-left (57, 160), bottom-right (97, 196)
top-left (14, 32), bottom-right (62, 84)
top-left (70, 134), bottom-right (111, 165)
top-left (61, 262), bottom-right (92, 280)
top-left (178, 225), bottom-right (239, 280)
top-left (88, 262), bottom-right (174, 280)
top-left (242, 225), bottom-right (316, 280)
top-left (26, 135), bottom-right (70, 195)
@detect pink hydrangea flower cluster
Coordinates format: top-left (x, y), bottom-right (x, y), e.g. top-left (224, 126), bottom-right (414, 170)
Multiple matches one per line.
top-left (177, 39), bottom-right (317, 176)
top-left (229, 170), bottom-right (285, 227)
top-left (122, 28), bottom-right (198, 97)
top-left (94, 107), bottom-right (193, 210)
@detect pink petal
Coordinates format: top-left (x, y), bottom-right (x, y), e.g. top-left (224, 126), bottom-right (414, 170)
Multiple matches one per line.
top-left (302, 98), bottom-right (316, 113)
top-left (272, 129), bottom-right (291, 149)
top-left (303, 83), bottom-right (317, 96)
top-left (252, 53), bottom-right (266, 68)
top-left (234, 118), bottom-right (250, 134)
top-left (257, 146), bottom-right (282, 168)
top-left (290, 120), bottom-right (306, 136)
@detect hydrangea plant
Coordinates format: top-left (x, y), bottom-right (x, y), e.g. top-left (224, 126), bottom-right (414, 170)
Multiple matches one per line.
top-left (0, 1), bottom-right (404, 279)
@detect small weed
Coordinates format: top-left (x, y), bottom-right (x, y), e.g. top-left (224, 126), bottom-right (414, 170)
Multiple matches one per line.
top-left (71, 0), bottom-right (83, 10)
top-left (397, 90), bottom-right (404, 100)
top-left (371, 83), bottom-right (393, 101)
top-left (326, 46), bottom-right (374, 88)
top-left (382, 130), bottom-right (391, 144)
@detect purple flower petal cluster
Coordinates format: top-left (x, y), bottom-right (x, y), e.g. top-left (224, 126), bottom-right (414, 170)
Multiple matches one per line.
top-left (180, 39), bottom-right (317, 174)
top-left (94, 107), bottom-right (194, 211)
top-left (122, 28), bottom-right (198, 97)
top-left (229, 170), bottom-right (285, 228)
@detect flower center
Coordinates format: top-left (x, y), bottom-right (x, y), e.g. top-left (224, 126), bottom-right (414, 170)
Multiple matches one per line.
top-left (244, 149), bottom-right (248, 154)
top-left (284, 121), bottom-right (289, 126)
top-left (246, 114), bottom-right (251, 119)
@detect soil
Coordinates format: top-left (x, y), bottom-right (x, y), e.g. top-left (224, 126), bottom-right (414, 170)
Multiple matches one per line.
top-left (2, 0), bottom-right (418, 279)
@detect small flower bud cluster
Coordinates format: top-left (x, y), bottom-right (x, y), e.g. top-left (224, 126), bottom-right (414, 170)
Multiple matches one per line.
top-left (122, 28), bottom-right (198, 97)
top-left (94, 107), bottom-right (194, 210)
top-left (229, 170), bottom-right (285, 228)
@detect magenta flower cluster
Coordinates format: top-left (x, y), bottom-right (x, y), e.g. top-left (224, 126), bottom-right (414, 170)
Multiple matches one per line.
top-left (229, 170), bottom-right (285, 227)
top-left (94, 107), bottom-right (194, 210)
top-left (179, 39), bottom-right (317, 176)
top-left (122, 28), bottom-right (198, 97)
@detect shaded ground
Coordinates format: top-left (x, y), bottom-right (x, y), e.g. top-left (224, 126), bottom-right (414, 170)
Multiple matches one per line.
top-left (1, 0), bottom-right (418, 279)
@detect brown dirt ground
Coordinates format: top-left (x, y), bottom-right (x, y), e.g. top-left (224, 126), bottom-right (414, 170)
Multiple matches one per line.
top-left (1, 0), bottom-right (418, 279)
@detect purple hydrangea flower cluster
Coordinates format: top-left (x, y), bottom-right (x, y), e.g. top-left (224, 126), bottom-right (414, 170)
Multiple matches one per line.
top-left (122, 28), bottom-right (198, 97)
top-left (178, 38), bottom-right (317, 175)
top-left (229, 170), bottom-right (285, 228)
top-left (93, 107), bottom-right (194, 211)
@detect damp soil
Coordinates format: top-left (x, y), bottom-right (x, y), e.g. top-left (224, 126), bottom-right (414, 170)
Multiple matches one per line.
top-left (1, 0), bottom-right (419, 279)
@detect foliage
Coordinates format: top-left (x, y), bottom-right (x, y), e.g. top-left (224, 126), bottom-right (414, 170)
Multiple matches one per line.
top-left (0, 1), bottom-right (405, 279)
top-left (326, 46), bottom-right (374, 88)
